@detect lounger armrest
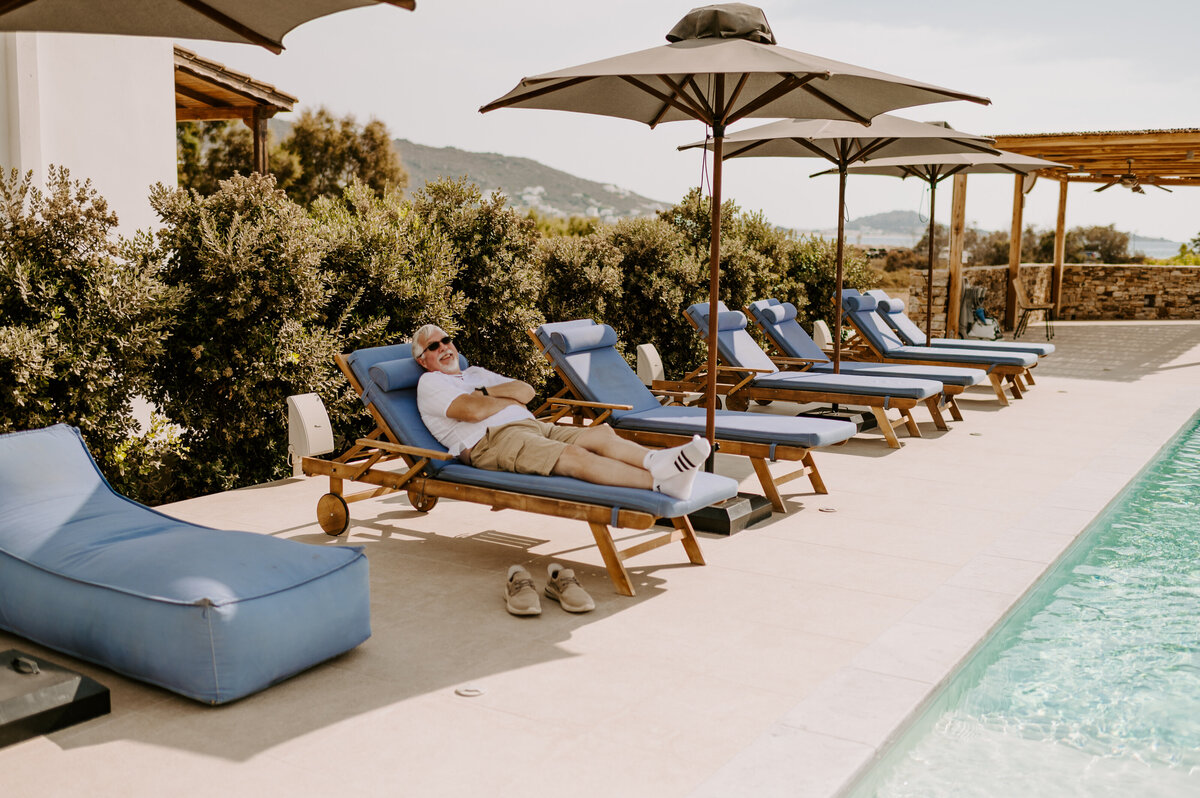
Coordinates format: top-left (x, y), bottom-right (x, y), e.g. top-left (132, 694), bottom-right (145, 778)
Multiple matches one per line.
top-left (715, 365), bottom-right (773, 375)
top-left (357, 438), bottom-right (455, 461)
top-left (549, 398), bottom-right (634, 411)
top-left (770, 356), bottom-right (821, 369)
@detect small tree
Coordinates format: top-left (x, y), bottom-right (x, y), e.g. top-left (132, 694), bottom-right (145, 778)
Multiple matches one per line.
top-left (602, 216), bottom-right (702, 380)
top-left (281, 108), bottom-right (407, 206)
top-left (410, 178), bottom-right (546, 387)
top-left (312, 180), bottom-right (461, 347)
top-left (149, 173), bottom-right (341, 499)
top-left (0, 167), bottom-right (176, 497)
top-left (538, 232), bottom-right (624, 329)
top-left (776, 234), bottom-right (871, 330)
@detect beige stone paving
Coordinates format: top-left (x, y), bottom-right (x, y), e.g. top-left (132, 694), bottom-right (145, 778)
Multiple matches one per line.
top-left (2, 321), bottom-right (1199, 797)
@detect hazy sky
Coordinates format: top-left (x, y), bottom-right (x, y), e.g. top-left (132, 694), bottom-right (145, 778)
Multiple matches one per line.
top-left (194, 0), bottom-right (1200, 243)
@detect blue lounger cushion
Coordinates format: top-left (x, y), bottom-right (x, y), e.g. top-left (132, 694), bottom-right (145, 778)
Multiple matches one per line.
top-left (841, 291), bottom-right (1037, 368)
top-left (0, 425), bottom-right (371, 705)
top-left (864, 290), bottom-right (1055, 357)
top-left (685, 302), bottom-right (945, 400)
top-left (344, 344), bottom-right (739, 518)
top-left (746, 299), bottom-right (985, 388)
top-left (533, 320), bottom-right (856, 448)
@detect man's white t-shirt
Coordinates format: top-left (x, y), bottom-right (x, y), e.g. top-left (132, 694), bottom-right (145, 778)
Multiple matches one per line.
top-left (417, 366), bottom-right (533, 456)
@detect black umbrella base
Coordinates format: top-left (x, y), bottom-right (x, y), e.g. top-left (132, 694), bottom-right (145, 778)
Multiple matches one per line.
top-left (0, 650), bottom-right (111, 748)
top-left (659, 492), bottom-right (773, 536)
top-left (796, 405), bottom-right (879, 432)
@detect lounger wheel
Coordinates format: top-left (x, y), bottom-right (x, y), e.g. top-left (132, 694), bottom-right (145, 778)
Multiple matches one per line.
top-left (725, 393), bottom-right (750, 412)
top-left (317, 493), bottom-right (350, 537)
top-left (406, 487), bottom-right (439, 513)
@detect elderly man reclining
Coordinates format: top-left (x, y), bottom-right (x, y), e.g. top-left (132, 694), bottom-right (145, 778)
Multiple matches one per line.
top-left (413, 324), bottom-right (709, 499)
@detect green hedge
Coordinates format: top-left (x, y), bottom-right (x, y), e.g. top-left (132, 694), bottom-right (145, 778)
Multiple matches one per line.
top-left (0, 174), bottom-right (863, 503)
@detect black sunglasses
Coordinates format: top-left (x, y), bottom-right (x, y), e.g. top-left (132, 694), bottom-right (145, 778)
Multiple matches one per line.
top-left (419, 336), bottom-right (453, 357)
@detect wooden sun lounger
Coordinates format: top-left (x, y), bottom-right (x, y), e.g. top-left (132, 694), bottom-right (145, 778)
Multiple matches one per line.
top-left (666, 304), bottom-right (951, 449)
top-left (300, 347), bottom-right (738, 596)
top-left (527, 325), bottom-right (853, 513)
top-left (839, 291), bottom-right (1036, 407)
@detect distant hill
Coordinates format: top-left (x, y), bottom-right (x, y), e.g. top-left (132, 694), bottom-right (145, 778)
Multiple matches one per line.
top-left (844, 210), bottom-right (925, 235)
top-left (394, 139), bottom-right (668, 220)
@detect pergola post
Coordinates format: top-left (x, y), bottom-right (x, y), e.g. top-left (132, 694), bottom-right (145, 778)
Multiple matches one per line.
top-left (1004, 173), bottom-right (1024, 330)
top-left (248, 107), bottom-right (272, 174)
top-left (1052, 179), bottom-right (1068, 313)
top-left (946, 173), bottom-right (968, 338)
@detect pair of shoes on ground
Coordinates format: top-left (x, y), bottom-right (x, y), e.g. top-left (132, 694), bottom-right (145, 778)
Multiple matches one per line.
top-left (506, 563), bottom-right (594, 616)
top-left (645, 434), bottom-right (711, 500)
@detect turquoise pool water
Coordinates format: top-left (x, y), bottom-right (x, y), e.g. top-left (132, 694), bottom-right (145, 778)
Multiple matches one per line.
top-left (852, 413), bottom-right (1200, 797)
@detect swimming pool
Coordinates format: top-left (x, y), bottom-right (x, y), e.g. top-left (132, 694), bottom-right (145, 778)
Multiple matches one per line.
top-left (848, 412), bottom-right (1200, 797)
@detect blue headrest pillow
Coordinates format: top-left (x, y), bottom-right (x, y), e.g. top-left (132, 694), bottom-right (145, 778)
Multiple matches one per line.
top-left (370, 354), bottom-right (468, 392)
top-left (758, 302), bottom-right (799, 325)
top-left (842, 293), bottom-right (876, 312)
top-left (550, 324), bottom-right (618, 354)
top-left (747, 299), bottom-right (777, 314)
top-left (876, 298), bottom-right (905, 314)
top-left (715, 310), bottom-right (748, 332)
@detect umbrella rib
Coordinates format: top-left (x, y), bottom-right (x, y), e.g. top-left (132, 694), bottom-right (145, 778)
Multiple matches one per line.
top-left (618, 75), bottom-right (705, 124)
top-left (790, 137), bottom-right (837, 164)
top-left (723, 139), bottom-right (774, 158)
top-left (657, 74), bottom-right (714, 122)
top-left (800, 84), bottom-right (871, 125)
top-left (177, 0), bottom-right (284, 53)
top-left (682, 75), bottom-right (718, 120)
top-left (852, 137), bottom-right (899, 162)
top-left (726, 73), bottom-right (820, 124)
top-left (647, 74), bottom-right (696, 128)
top-left (479, 76), bottom-right (598, 113)
top-left (724, 73), bottom-right (750, 120)
top-left (0, 0), bottom-right (36, 18)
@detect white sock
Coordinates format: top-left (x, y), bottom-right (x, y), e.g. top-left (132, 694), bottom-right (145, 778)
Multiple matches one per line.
top-left (655, 468), bottom-right (699, 500)
top-left (643, 435), bottom-right (711, 481)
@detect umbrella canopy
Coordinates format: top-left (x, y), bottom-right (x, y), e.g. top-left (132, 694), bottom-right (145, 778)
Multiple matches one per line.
top-left (0, 0), bottom-right (415, 53)
top-left (839, 149), bottom-right (1068, 339)
top-left (682, 115), bottom-right (998, 370)
top-left (481, 2), bottom-right (990, 445)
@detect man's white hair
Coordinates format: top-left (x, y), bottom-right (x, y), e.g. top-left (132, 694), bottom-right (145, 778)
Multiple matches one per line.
top-left (411, 323), bottom-right (445, 359)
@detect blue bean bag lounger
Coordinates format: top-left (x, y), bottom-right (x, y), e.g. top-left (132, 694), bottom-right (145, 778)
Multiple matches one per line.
top-left (0, 424), bottom-right (371, 705)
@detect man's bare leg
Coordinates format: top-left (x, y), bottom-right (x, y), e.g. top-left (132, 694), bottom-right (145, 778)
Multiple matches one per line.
top-left (553, 444), bottom-right (652, 489)
top-left (571, 425), bottom-right (652, 468)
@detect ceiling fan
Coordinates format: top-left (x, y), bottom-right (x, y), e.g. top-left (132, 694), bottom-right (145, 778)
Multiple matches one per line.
top-left (1094, 159), bottom-right (1172, 193)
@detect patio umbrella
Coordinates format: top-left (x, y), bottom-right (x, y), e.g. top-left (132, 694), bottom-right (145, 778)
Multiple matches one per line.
top-left (0, 0), bottom-right (415, 53)
top-left (481, 2), bottom-right (989, 444)
top-left (837, 150), bottom-right (1068, 339)
top-left (682, 115), bottom-right (998, 370)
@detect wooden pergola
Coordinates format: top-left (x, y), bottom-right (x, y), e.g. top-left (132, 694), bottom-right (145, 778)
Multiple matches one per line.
top-left (174, 46), bottom-right (297, 174)
top-left (943, 128), bottom-right (1200, 333)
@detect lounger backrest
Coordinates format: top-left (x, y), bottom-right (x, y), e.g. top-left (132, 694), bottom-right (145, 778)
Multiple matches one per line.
top-left (685, 302), bottom-right (779, 374)
top-left (538, 322), bottom-right (662, 418)
top-left (747, 299), bottom-right (831, 363)
top-left (841, 290), bottom-right (906, 354)
top-left (345, 344), bottom-right (468, 474)
top-left (865, 290), bottom-right (928, 346)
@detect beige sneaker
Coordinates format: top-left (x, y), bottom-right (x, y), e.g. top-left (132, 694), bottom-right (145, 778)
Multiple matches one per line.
top-left (545, 563), bottom-right (595, 613)
top-left (505, 565), bottom-right (541, 616)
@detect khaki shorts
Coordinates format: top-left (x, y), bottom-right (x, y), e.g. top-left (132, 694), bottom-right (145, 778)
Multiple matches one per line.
top-left (468, 419), bottom-right (586, 476)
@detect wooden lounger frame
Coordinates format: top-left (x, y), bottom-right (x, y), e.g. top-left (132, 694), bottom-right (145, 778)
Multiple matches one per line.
top-left (744, 305), bottom-right (969, 426)
top-left (300, 353), bottom-right (705, 597)
top-left (838, 316), bottom-right (1033, 407)
top-left (527, 330), bottom-right (826, 513)
top-left (660, 312), bottom-right (949, 449)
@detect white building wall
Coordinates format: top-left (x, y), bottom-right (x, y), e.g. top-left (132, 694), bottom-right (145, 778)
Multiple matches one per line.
top-left (0, 32), bottom-right (176, 234)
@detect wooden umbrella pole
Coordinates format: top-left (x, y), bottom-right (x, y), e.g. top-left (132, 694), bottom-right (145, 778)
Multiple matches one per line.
top-left (833, 165), bottom-right (846, 373)
top-left (926, 178), bottom-right (937, 341)
top-left (704, 130), bottom-right (724, 448)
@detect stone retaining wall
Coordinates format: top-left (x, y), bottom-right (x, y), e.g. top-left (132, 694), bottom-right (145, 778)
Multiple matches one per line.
top-left (905, 263), bottom-right (1200, 333)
